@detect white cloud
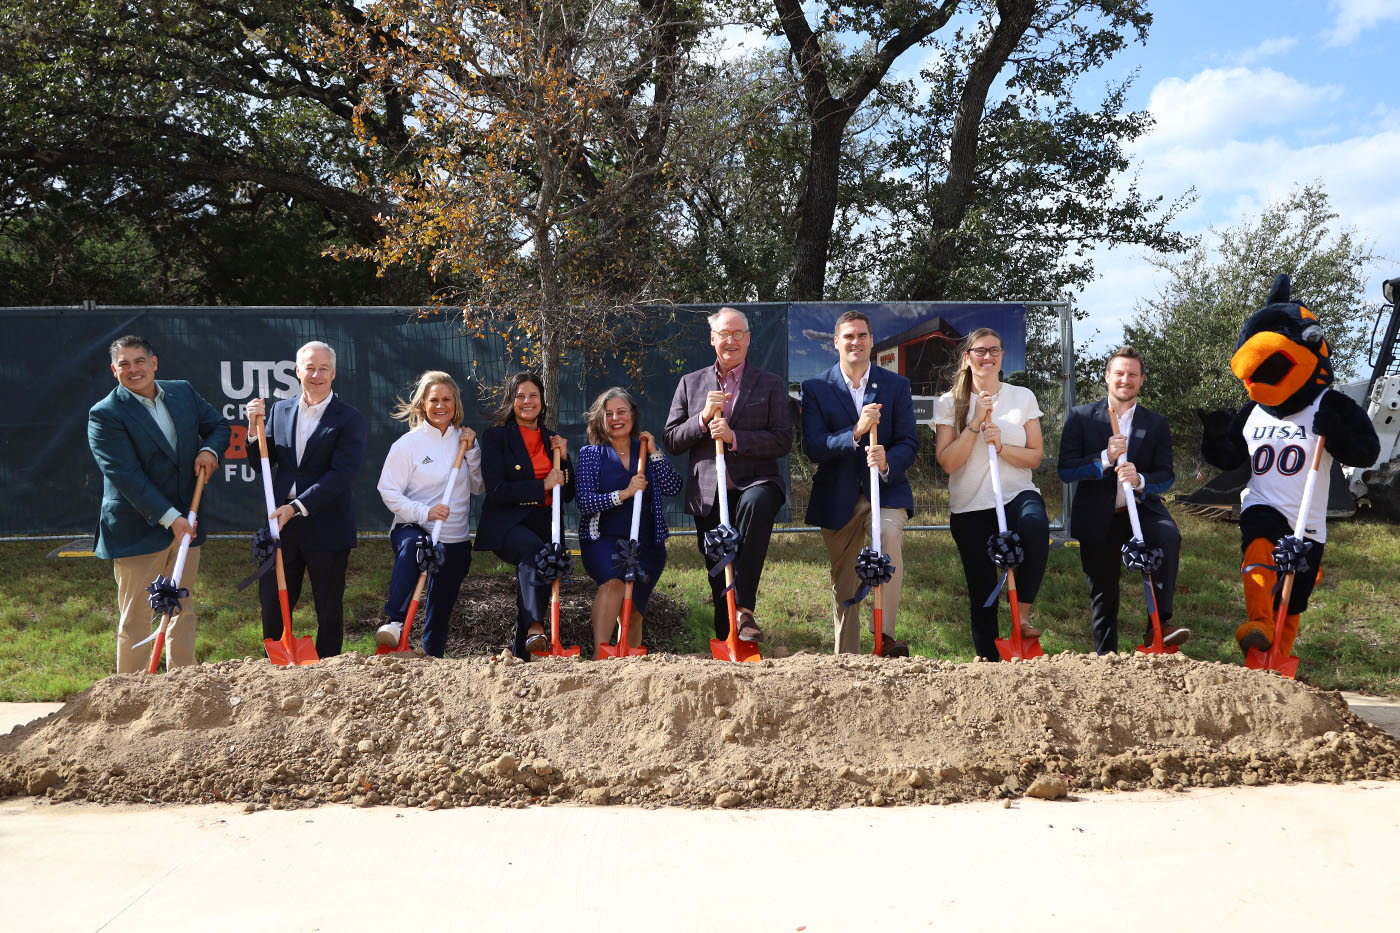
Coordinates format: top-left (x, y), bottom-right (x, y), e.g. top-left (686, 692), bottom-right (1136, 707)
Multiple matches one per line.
top-left (1143, 67), bottom-right (1341, 147)
top-left (1075, 124), bottom-right (1400, 352)
top-left (1234, 36), bottom-right (1298, 66)
top-left (1324, 0), bottom-right (1400, 46)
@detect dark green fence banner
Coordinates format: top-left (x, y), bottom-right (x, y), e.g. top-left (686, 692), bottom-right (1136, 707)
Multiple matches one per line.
top-left (0, 304), bottom-right (788, 537)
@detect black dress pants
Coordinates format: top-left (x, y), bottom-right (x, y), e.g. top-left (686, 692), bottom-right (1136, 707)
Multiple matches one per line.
top-left (258, 516), bottom-right (349, 658)
top-left (492, 510), bottom-right (553, 659)
top-left (693, 481), bottom-right (785, 640)
top-left (1078, 508), bottom-right (1180, 655)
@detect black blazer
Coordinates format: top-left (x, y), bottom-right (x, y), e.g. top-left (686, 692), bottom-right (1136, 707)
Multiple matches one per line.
top-left (249, 394), bottom-right (367, 550)
top-left (475, 422), bottom-right (576, 551)
top-left (1057, 398), bottom-right (1175, 539)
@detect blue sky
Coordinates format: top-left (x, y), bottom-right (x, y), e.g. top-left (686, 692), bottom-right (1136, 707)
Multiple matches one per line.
top-left (715, 1), bottom-right (1400, 358)
top-left (1054, 0), bottom-right (1400, 350)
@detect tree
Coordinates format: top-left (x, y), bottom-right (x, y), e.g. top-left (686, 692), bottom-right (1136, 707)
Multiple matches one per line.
top-left (0, 0), bottom-right (418, 304)
top-left (1123, 183), bottom-right (1378, 445)
top-left (762, 0), bottom-right (1189, 305)
top-left (321, 0), bottom-right (739, 423)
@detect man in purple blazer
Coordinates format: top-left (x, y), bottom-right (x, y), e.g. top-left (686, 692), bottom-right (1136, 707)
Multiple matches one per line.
top-left (246, 341), bottom-right (367, 658)
top-left (665, 307), bottom-right (793, 643)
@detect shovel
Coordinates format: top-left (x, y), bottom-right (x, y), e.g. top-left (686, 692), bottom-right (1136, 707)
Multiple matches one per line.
top-left (253, 412), bottom-right (319, 666)
top-left (709, 438), bottom-right (761, 662)
top-left (137, 471), bottom-right (208, 673)
top-left (1105, 409), bottom-right (1179, 656)
top-left (539, 446), bottom-right (581, 658)
top-left (598, 437), bottom-right (650, 659)
top-left (1245, 434), bottom-right (1325, 679)
top-left (984, 411), bottom-right (1043, 661)
top-left (865, 424), bottom-right (894, 656)
top-left (377, 431), bottom-right (474, 655)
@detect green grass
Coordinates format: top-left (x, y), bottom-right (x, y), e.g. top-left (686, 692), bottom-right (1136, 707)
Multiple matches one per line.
top-left (3, 510), bottom-right (1398, 700)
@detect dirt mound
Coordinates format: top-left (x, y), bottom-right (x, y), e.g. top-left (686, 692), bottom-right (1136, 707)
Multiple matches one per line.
top-left (3, 651), bottom-right (1398, 810)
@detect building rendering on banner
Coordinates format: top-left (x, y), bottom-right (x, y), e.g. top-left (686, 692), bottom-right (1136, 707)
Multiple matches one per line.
top-left (872, 316), bottom-right (963, 397)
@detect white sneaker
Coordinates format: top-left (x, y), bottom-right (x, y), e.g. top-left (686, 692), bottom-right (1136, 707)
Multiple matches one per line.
top-left (376, 621), bottom-right (403, 648)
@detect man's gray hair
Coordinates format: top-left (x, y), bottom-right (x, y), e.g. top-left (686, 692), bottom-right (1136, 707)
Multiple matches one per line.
top-left (707, 307), bottom-right (749, 331)
top-left (296, 340), bottom-right (336, 367)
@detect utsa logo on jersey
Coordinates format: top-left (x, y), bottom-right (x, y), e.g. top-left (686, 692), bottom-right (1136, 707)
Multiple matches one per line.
top-left (1250, 423), bottom-right (1308, 441)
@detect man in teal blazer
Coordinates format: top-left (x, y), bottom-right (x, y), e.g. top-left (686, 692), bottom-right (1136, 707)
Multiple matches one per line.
top-left (88, 335), bottom-right (230, 672)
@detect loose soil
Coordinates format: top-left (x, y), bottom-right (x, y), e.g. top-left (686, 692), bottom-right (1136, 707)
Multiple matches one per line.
top-left (4, 649), bottom-right (1398, 811)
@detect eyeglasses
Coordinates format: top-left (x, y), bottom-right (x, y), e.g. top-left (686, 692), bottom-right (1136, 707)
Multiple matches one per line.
top-left (712, 330), bottom-right (749, 341)
top-left (968, 347), bottom-right (1003, 358)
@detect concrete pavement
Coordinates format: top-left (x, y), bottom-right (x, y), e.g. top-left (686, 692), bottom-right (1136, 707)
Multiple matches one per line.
top-left (3, 697), bottom-right (1398, 932)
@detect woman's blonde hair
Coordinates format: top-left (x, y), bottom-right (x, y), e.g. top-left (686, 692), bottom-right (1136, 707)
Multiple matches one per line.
top-left (950, 328), bottom-right (1002, 431)
top-left (392, 371), bottom-right (463, 429)
top-left (585, 387), bottom-right (640, 446)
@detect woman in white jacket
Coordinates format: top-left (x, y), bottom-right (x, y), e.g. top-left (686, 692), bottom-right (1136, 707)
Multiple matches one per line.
top-left (375, 371), bottom-right (483, 656)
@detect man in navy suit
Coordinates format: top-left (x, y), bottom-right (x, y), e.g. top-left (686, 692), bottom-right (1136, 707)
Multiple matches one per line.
top-left (665, 307), bottom-right (793, 643)
top-left (88, 335), bottom-right (231, 672)
top-left (801, 311), bottom-right (919, 655)
top-left (246, 341), bottom-right (367, 657)
top-left (1058, 347), bottom-right (1187, 654)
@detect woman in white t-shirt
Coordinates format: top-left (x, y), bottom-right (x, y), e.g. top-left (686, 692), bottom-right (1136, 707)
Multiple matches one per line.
top-left (375, 371), bottom-right (483, 656)
top-left (933, 328), bottom-right (1049, 661)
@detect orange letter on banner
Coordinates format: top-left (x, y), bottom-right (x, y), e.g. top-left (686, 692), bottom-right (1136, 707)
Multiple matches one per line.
top-left (225, 424), bottom-right (247, 460)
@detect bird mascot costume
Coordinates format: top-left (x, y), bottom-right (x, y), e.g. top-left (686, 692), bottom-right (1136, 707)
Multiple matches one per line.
top-left (1199, 274), bottom-right (1379, 659)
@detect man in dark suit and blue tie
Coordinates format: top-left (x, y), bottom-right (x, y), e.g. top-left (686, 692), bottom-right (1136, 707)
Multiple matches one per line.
top-left (246, 341), bottom-right (367, 657)
top-left (88, 335), bottom-right (231, 672)
top-left (1058, 347), bottom-right (1188, 654)
top-left (801, 311), bottom-right (919, 655)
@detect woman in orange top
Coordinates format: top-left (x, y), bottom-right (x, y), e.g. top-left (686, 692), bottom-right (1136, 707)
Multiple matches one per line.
top-left (475, 372), bottom-right (575, 659)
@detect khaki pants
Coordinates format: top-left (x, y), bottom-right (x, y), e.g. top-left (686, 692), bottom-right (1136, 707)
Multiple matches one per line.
top-left (821, 496), bottom-right (907, 653)
top-left (113, 541), bottom-right (201, 673)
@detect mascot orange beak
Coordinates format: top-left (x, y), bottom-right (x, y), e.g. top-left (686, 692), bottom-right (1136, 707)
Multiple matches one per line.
top-left (1230, 331), bottom-right (1319, 408)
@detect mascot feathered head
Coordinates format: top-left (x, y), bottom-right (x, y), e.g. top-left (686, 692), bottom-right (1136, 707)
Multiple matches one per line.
top-left (1229, 273), bottom-right (1333, 415)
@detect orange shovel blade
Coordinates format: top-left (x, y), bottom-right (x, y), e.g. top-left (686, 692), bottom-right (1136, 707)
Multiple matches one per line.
top-left (1136, 642), bottom-right (1180, 655)
top-left (543, 595), bottom-right (580, 657)
top-left (994, 634), bottom-right (1044, 661)
top-left (264, 634), bottom-right (318, 666)
top-left (1245, 647), bottom-right (1299, 679)
top-left (710, 637), bottom-right (762, 662)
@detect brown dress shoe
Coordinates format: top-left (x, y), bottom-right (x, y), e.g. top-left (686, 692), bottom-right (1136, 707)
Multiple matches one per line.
top-left (880, 634), bottom-right (910, 658)
top-left (1016, 620), bottom-right (1042, 639)
top-left (735, 609), bottom-right (763, 643)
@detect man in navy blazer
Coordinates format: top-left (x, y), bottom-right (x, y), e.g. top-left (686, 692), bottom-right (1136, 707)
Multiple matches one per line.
top-left (246, 341), bottom-right (367, 657)
top-left (802, 311), bottom-right (919, 655)
top-left (665, 307), bottom-right (793, 643)
top-left (88, 335), bottom-right (231, 672)
top-left (1058, 347), bottom-right (1186, 654)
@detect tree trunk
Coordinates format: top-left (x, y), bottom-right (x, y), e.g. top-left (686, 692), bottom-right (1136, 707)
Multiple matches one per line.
top-left (774, 0), bottom-right (957, 301)
top-left (909, 0), bottom-right (1035, 299)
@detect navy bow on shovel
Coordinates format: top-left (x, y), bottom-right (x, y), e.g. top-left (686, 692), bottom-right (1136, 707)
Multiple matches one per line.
top-left (610, 538), bottom-right (650, 585)
top-left (1272, 534), bottom-right (1313, 575)
top-left (415, 533), bottom-right (447, 575)
top-left (146, 575), bottom-right (189, 616)
top-left (702, 523), bottom-right (741, 594)
top-left (1121, 538), bottom-right (1164, 575)
top-left (844, 546), bottom-right (894, 608)
top-left (396, 532), bottom-right (449, 613)
top-left (982, 530), bottom-right (1024, 607)
top-left (235, 527), bottom-right (280, 592)
top-left (523, 540), bottom-right (573, 589)
top-left (1241, 535), bottom-right (1315, 598)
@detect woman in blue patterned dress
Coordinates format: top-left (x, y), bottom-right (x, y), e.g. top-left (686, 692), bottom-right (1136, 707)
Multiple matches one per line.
top-left (575, 387), bottom-right (682, 658)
